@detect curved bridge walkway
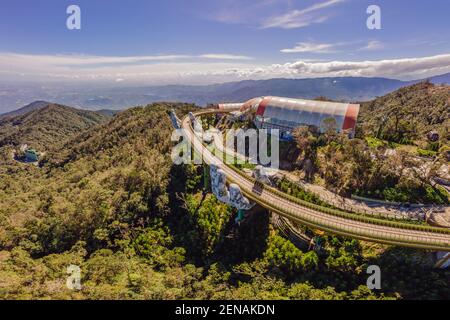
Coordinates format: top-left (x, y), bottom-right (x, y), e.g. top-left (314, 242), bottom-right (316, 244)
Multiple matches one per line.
top-left (181, 110), bottom-right (450, 251)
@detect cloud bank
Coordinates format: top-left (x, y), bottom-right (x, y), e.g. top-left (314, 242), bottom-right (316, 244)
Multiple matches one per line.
top-left (0, 52), bottom-right (449, 84)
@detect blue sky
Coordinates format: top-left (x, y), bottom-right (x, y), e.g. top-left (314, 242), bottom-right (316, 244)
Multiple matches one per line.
top-left (1, 0), bottom-right (450, 84)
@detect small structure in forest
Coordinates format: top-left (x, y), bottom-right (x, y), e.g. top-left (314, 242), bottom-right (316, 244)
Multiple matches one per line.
top-left (427, 130), bottom-right (439, 142)
top-left (24, 148), bottom-right (39, 162)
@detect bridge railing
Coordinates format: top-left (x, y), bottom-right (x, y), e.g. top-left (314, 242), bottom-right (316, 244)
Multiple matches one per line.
top-left (240, 183), bottom-right (449, 250)
top-left (227, 163), bottom-right (450, 236)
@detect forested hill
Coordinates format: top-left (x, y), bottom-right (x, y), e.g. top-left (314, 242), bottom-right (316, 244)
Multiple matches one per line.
top-left (0, 103), bottom-right (110, 151)
top-left (0, 103), bottom-right (448, 300)
top-left (358, 82), bottom-right (449, 144)
top-left (0, 103), bottom-right (196, 256)
top-left (0, 100), bottom-right (52, 119)
top-left (45, 103), bottom-right (194, 165)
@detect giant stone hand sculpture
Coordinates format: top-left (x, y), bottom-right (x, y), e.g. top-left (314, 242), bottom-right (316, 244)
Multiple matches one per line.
top-left (210, 164), bottom-right (252, 210)
top-left (210, 164), bottom-right (230, 204)
top-left (253, 165), bottom-right (271, 185)
top-left (229, 184), bottom-right (252, 210)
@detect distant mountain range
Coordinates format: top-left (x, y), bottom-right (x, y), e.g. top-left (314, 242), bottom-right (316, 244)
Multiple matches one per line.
top-left (1, 72), bottom-right (449, 113)
top-left (427, 72), bottom-right (450, 84)
top-left (142, 73), bottom-right (448, 105)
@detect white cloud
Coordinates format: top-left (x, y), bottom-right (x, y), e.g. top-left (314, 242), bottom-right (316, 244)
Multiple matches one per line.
top-left (0, 52), bottom-right (259, 85)
top-left (215, 53), bottom-right (450, 80)
top-left (198, 54), bottom-right (253, 60)
top-left (199, 0), bottom-right (292, 25)
top-left (281, 42), bottom-right (340, 53)
top-left (360, 40), bottom-right (384, 51)
top-left (0, 52), bottom-right (253, 70)
top-left (262, 0), bottom-right (345, 29)
top-left (1, 52), bottom-right (450, 84)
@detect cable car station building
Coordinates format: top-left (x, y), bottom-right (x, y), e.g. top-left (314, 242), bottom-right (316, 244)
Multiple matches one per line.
top-left (218, 96), bottom-right (360, 140)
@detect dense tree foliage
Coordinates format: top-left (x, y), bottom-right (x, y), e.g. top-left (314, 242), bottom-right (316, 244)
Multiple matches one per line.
top-left (317, 133), bottom-right (448, 204)
top-left (0, 104), bottom-right (108, 151)
top-left (359, 82), bottom-right (449, 146)
top-left (0, 102), bottom-right (448, 300)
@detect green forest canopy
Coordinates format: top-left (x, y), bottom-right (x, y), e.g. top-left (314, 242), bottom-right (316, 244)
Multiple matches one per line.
top-left (0, 94), bottom-right (448, 299)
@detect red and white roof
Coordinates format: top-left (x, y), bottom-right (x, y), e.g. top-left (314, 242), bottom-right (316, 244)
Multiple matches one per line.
top-left (246, 96), bottom-right (359, 131)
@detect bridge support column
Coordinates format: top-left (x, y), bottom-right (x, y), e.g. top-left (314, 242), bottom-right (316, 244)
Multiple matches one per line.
top-left (203, 164), bottom-right (210, 191)
top-left (434, 251), bottom-right (450, 269)
top-left (235, 209), bottom-right (246, 224)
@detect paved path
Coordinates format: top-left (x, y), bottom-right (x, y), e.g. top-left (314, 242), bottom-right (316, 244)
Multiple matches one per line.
top-left (282, 171), bottom-right (449, 222)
